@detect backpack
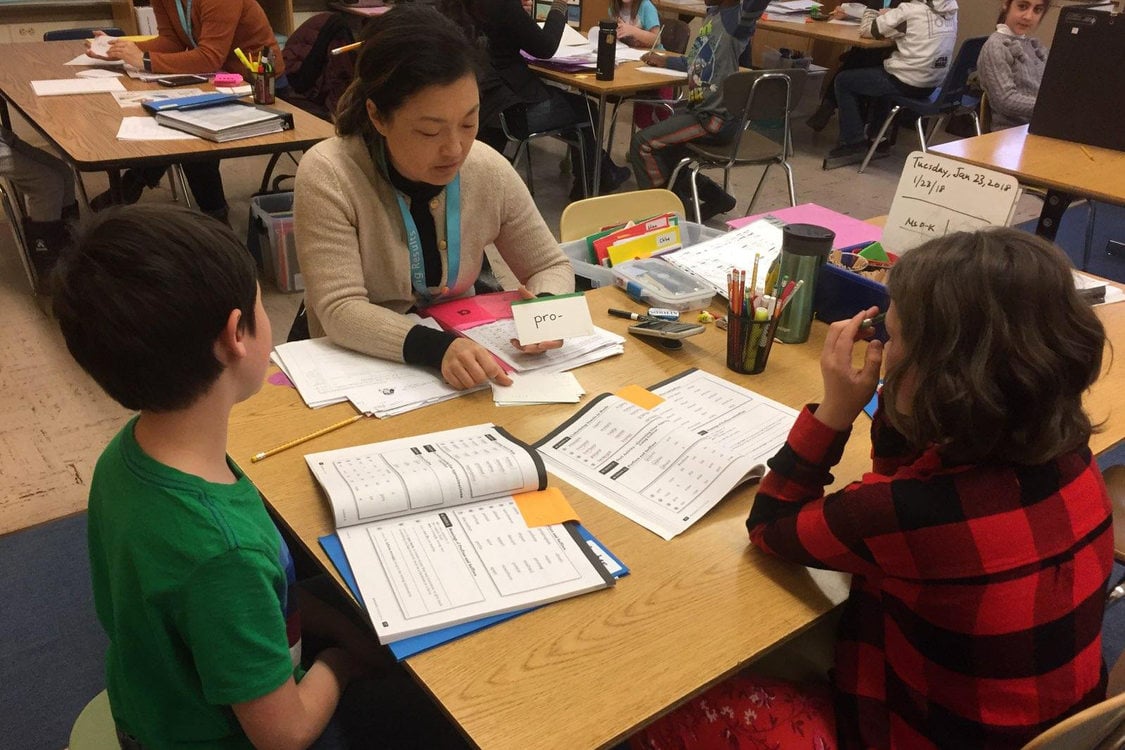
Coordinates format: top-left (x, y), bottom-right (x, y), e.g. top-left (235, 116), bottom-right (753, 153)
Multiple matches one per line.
top-left (282, 13), bottom-right (356, 118)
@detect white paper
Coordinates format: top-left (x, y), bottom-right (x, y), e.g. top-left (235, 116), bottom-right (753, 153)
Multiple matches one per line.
top-left (660, 220), bottom-right (784, 298)
top-left (536, 370), bottom-right (798, 540)
top-left (31, 78), bottom-right (126, 96)
top-left (87, 35), bottom-right (112, 57)
top-left (76, 68), bottom-right (124, 79)
top-left (1074, 271), bottom-right (1125, 306)
top-left (511, 293), bottom-right (595, 345)
top-left (881, 152), bottom-right (1020, 256)
top-left (116, 117), bottom-right (201, 141)
top-left (635, 66), bottom-right (688, 78)
top-left (215, 84), bottom-right (253, 96)
top-left (543, 21), bottom-right (589, 47)
top-left (64, 53), bottom-right (124, 67)
top-left (458, 320), bottom-right (624, 374)
top-left (493, 371), bottom-right (585, 405)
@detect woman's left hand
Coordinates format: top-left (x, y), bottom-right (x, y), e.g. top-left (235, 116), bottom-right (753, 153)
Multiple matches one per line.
top-left (106, 39), bottom-right (144, 69)
top-left (509, 286), bottom-right (564, 355)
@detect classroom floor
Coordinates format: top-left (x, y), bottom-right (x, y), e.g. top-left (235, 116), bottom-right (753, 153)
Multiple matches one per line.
top-left (0, 103), bottom-right (1047, 537)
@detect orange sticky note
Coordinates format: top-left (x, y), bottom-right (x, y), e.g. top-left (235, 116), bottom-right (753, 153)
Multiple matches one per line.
top-left (614, 384), bottom-right (664, 410)
top-left (512, 487), bottom-right (580, 527)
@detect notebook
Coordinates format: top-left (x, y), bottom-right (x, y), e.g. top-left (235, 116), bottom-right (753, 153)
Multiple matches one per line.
top-left (1029, 7), bottom-right (1125, 153)
top-left (153, 102), bottom-right (292, 142)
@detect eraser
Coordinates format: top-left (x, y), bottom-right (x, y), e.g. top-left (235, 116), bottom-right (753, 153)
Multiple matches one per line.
top-left (213, 73), bottom-right (243, 87)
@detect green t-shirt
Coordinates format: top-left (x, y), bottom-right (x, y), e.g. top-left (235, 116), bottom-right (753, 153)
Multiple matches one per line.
top-left (88, 417), bottom-right (300, 749)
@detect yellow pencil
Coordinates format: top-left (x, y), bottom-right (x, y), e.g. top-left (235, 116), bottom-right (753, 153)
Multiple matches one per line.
top-left (1080, 145), bottom-right (1095, 161)
top-left (331, 41), bottom-right (363, 56)
top-left (250, 413), bottom-right (367, 463)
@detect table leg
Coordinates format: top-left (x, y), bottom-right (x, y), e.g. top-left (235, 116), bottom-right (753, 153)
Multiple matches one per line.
top-left (1, 99), bottom-right (11, 132)
top-left (107, 169), bottom-right (125, 204)
top-left (591, 92), bottom-right (609, 197)
top-left (1035, 188), bottom-right (1073, 242)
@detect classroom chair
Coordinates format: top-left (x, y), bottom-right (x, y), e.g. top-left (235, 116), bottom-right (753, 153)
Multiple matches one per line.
top-left (0, 177), bottom-right (37, 291)
top-left (558, 188), bottom-right (684, 242)
top-left (68, 689), bottom-right (117, 750)
top-left (498, 106), bottom-right (593, 198)
top-left (1106, 465), bottom-right (1125, 606)
top-left (42, 27), bottom-right (124, 41)
top-left (666, 69), bottom-right (806, 222)
top-left (1019, 686), bottom-right (1125, 749)
top-left (857, 36), bottom-right (988, 174)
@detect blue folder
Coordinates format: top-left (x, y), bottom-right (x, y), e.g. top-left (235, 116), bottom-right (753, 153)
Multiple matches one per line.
top-left (141, 92), bottom-right (242, 113)
top-left (318, 525), bottom-right (628, 661)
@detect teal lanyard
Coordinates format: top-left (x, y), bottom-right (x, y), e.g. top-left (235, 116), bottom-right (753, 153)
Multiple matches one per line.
top-left (394, 176), bottom-right (461, 305)
top-left (174, 0), bottom-right (196, 47)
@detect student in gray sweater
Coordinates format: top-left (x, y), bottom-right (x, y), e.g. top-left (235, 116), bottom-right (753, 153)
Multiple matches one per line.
top-left (977, 0), bottom-right (1050, 130)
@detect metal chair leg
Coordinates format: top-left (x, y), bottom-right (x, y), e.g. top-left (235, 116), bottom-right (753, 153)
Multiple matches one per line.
top-left (1082, 201), bottom-right (1098, 271)
top-left (688, 167), bottom-right (702, 223)
top-left (170, 164), bottom-right (193, 208)
top-left (0, 180), bottom-right (37, 291)
top-left (859, 106), bottom-right (899, 174)
top-left (781, 160), bottom-right (797, 207)
top-left (747, 163), bottom-right (771, 215)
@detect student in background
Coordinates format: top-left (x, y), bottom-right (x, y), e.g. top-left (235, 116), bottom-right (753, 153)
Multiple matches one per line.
top-left (826, 0), bottom-right (957, 162)
top-left (977, 0), bottom-right (1050, 130)
top-left (805, 0), bottom-right (902, 133)
top-left (632, 228), bottom-right (1111, 748)
top-left (295, 5), bottom-right (574, 391)
top-left (614, 0), bottom-right (662, 49)
top-left (628, 0), bottom-right (769, 222)
top-left (51, 205), bottom-right (387, 748)
top-left (0, 128), bottom-right (77, 289)
top-left (85, 0), bottom-right (285, 223)
top-left (440, 0), bottom-right (631, 200)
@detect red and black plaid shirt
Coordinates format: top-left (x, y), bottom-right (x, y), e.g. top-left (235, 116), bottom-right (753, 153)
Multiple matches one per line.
top-left (747, 403), bottom-right (1113, 749)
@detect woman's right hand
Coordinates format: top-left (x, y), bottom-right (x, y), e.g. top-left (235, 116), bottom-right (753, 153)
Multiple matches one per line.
top-left (441, 338), bottom-right (513, 390)
top-left (814, 306), bottom-right (883, 432)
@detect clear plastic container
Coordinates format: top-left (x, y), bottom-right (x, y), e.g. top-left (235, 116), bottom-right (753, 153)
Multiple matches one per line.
top-left (611, 258), bottom-right (714, 312)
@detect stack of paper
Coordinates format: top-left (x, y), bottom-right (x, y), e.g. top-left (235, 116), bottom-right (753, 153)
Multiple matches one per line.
top-left (271, 324), bottom-right (480, 417)
top-left (659, 219), bottom-right (784, 299)
top-left (493, 371), bottom-right (585, 406)
top-left (31, 78), bottom-right (126, 96)
top-left (765, 0), bottom-right (821, 15)
top-left (459, 319), bottom-right (625, 374)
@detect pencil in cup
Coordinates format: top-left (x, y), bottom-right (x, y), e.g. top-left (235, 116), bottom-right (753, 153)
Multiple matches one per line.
top-left (250, 413), bottom-right (367, 463)
top-left (725, 314), bottom-right (774, 374)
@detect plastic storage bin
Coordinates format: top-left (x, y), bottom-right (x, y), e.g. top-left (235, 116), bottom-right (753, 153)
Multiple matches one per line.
top-left (611, 258), bottom-right (715, 311)
top-left (248, 192), bottom-right (303, 293)
top-left (560, 218), bottom-right (724, 290)
top-left (813, 263), bottom-right (889, 325)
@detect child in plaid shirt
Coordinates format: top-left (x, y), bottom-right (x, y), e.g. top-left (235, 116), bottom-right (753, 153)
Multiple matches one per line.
top-left (632, 227), bottom-right (1111, 749)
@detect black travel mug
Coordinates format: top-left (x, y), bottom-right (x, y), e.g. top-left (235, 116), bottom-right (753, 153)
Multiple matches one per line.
top-left (597, 19), bottom-right (616, 81)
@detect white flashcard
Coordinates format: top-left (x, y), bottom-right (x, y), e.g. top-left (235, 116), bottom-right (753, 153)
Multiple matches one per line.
top-left (510, 293), bottom-right (594, 345)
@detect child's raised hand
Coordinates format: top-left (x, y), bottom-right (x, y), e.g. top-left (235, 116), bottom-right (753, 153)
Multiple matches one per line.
top-left (814, 306), bottom-right (883, 432)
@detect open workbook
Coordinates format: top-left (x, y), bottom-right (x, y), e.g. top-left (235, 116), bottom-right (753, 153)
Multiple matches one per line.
top-left (534, 369), bottom-right (799, 540)
top-left (305, 424), bottom-right (616, 644)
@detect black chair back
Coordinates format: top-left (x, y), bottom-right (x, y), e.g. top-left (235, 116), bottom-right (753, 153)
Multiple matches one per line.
top-left (43, 27), bottom-right (124, 41)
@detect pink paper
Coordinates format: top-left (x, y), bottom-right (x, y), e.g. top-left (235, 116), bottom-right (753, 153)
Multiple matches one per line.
top-left (423, 290), bottom-right (522, 332)
top-left (727, 203), bottom-right (883, 251)
top-left (268, 370), bottom-right (294, 388)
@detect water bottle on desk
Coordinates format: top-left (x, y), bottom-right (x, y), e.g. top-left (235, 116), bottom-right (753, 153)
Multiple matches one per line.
top-left (597, 20), bottom-right (617, 81)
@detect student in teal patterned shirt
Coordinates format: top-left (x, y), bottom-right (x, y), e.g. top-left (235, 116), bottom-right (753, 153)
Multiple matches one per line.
top-left (626, 0), bottom-right (769, 221)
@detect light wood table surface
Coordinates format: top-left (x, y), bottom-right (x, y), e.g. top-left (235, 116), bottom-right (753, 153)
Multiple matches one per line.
top-left (528, 61), bottom-right (688, 195)
top-left (228, 284), bottom-right (1125, 749)
top-left (930, 125), bottom-right (1125, 265)
top-left (756, 16), bottom-right (894, 49)
top-left (0, 41), bottom-right (335, 173)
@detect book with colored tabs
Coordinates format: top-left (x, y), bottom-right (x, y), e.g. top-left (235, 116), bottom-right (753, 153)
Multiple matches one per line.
top-left (153, 101), bottom-right (293, 142)
top-left (305, 423), bottom-right (617, 644)
top-left (534, 369), bottom-right (798, 540)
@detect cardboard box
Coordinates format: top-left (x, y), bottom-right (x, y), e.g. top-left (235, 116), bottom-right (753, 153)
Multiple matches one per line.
top-left (248, 192), bottom-right (303, 293)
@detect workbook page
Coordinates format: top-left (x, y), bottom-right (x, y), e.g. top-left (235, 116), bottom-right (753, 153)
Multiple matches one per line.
top-left (306, 424), bottom-right (547, 528)
top-left (338, 497), bottom-right (612, 643)
top-left (536, 369), bottom-right (797, 539)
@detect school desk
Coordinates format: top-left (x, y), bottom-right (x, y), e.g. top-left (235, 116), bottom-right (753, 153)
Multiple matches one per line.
top-left (0, 41), bottom-right (335, 200)
top-left (931, 125), bottom-right (1125, 269)
top-left (227, 284), bottom-right (1125, 750)
top-left (528, 61), bottom-right (689, 196)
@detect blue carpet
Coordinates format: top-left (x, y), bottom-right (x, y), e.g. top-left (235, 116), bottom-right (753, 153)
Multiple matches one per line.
top-left (0, 513), bottom-right (107, 750)
top-left (1016, 201), bottom-right (1125, 283)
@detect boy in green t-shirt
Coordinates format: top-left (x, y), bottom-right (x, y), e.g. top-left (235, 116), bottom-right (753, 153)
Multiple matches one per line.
top-left (53, 205), bottom-right (376, 749)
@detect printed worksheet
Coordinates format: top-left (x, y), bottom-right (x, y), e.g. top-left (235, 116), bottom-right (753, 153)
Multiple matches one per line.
top-left (535, 369), bottom-right (798, 539)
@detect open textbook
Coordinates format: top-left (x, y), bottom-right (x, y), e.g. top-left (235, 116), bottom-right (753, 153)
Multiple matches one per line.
top-left (534, 369), bottom-right (798, 540)
top-left (306, 424), bottom-right (615, 643)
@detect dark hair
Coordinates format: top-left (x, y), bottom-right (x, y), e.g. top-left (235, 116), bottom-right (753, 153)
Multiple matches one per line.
top-left (883, 227), bottom-right (1105, 465)
top-left (335, 4), bottom-right (479, 137)
top-left (997, 0), bottom-right (1052, 25)
top-left (52, 205), bottom-right (259, 413)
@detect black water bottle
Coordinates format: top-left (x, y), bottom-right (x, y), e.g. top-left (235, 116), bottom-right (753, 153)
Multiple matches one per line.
top-left (596, 19), bottom-right (616, 81)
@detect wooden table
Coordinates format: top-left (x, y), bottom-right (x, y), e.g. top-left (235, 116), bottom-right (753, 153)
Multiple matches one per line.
top-left (228, 284), bottom-right (1125, 750)
top-left (528, 60), bottom-right (688, 195)
top-left (0, 41), bottom-right (335, 194)
top-left (930, 125), bottom-right (1125, 267)
top-left (757, 17), bottom-right (894, 49)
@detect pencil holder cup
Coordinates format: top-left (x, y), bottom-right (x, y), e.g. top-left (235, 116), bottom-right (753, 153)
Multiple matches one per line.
top-left (774, 223), bottom-right (834, 344)
top-left (252, 72), bottom-right (276, 105)
top-left (726, 315), bottom-right (774, 375)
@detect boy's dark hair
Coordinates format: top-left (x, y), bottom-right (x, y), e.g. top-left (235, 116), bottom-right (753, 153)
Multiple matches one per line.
top-left (334, 4), bottom-right (478, 137)
top-left (53, 205), bottom-right (258, 413)
top-left (884, 227), bottom-right (1105, 465)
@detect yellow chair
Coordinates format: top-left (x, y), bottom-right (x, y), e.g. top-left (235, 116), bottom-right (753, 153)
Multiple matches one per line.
top-left (69, 690), bottom-right (117, 750)
top-left (1020, 692), bottom-right (1125, 750)
top-left (1104, 465), bottom-right (1125, 605)
top-left (558, 188), bottom-right (685, 242)
top-left (979, 90), bottom-right (994, 134)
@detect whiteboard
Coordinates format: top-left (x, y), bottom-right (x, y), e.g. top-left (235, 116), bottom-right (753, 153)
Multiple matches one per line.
top-left (881, 151), bottom-right (1021, 255)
